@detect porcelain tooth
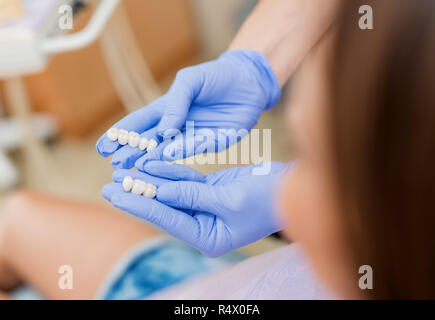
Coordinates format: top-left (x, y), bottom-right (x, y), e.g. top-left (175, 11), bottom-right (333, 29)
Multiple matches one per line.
top-left (139, 137), bottom-right (149, 151)
top-left (122, 176), bottom-right (134, 192)
top-left (128, 131), bottom-right (140, 148)
top-left (118, 129), bottom-right (129, 145)
top-left (143, 186), bottom-right (157, 199)
top-left (131, 179), bottom-right (146, 195)
top-left (146, 139), bottom-right (158, 152)
top-left (107, 128), bottom-right (119, 142)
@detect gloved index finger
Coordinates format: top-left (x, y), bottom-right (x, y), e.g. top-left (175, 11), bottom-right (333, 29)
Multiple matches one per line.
top-left (112, 169), bottom-right (171, 187)
top-left (143, 161), bottom-right (206, 182)
top-left (157, 181), bottom-right (221, 214)
top-left (134, 140), bottom-right (172, 170)
top-left (157, 68), bottom-right (202, 138)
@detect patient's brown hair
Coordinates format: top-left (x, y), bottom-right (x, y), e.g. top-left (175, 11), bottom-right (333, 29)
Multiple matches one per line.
top-left (329, 0), bottom-right (435, 298)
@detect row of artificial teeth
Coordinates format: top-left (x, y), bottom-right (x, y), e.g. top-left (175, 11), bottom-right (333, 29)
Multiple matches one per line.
top-left (107, 128), bottom-right (158, 152)
top-left (122, 176), bottom-right (157, 199)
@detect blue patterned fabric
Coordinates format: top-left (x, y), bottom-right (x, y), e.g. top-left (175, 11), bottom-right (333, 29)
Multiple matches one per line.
top-left (101, 238), bottom-right (245, 300)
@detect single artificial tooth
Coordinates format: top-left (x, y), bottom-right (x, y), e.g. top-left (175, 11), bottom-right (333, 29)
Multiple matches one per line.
top-left (131, 179), bottom-right (146, 195)
top-left (128, 131), bottom-right (140, 148)
top-left (146, 139), bottom-right (158, 152)
top-left (143, 186), bottom-right (157, 199)
top-left (107, 128), bottom-right (119, 142)
top-left (139, 137), bottom-right (149, 151)
top-left (118, 129), bottom-right (129, 145)
top-left (146, 183), bottom-right (157, 190)
top-left (122, 176), bottom-right (134, 192)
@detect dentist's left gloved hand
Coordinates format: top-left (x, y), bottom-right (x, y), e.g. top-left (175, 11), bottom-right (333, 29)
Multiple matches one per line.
top-left (102, 161), bottom-right (288, 257)
top-left (95, 50), bottom-right (281, 170)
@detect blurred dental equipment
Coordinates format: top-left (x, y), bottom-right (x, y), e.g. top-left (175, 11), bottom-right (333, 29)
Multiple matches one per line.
top-left (0, 0), bottom-right (161, 190)
top-left (0, 0), bottom-right (120, 190)
top-left (0, 0), bottom-right (120, 78)
top-left (0, 111), bottom-right (57, 189)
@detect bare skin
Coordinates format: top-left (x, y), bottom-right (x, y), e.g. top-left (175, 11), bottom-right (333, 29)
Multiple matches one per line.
top-left (230, 0), bottom-right (339, 85)
top-left (0, 251), bottom-right (20, 291)
top-left (0, 191), bottom-right (159, 299)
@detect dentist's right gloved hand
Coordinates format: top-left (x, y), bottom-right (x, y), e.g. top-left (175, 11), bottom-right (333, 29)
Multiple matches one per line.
top-left (96, 50), bottom-right (281, 170)
top-left (103, 161), bottom-right (289, 257)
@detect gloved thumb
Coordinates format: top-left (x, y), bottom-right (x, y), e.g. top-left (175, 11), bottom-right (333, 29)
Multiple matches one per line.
top-left (157, 181), bottom-right (222, 214)
top-left (157, 68), bottom-right (202, 138)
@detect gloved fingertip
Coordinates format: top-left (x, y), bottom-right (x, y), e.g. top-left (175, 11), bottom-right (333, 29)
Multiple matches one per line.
top-left (157, 115), bottom-right (184, 138)
top-left (142, 161), bottom-right (160, 172)
top-left (96, 143), bottom-right (109, 157)
top-left (134, 157), bottom-right (147, 171)
top-left (97, 138), bottom-right (118, 156)
top-left (155, 183), bottom-right (173, 201)
top-left (111, 193), bottom-right (123, 208)
top-left (113, 156), bottom-right (138, 169)
top-left (135, 153), bottom-right (162, 171)
top-left (111, 170), bottom-right (125, 182)
top-left (158, 128), bottom-right (180, 140)
top-left (101, 185), bottom-right (111, 201)
top-left (111, 159), bottom-right (123, 169)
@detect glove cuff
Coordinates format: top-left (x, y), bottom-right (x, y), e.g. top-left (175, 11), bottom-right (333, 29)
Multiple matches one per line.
top-left (220, 50), bottom-right (282, 110)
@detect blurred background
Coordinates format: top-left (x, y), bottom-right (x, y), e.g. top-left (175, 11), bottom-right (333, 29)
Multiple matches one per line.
top-left (0, 0), bottom-right (294, 254)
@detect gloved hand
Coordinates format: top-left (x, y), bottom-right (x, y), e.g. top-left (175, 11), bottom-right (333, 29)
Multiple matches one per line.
top-left (96, 50), bottom-right (281, 170)
top-left (102, 161), bottom-right (290, 257)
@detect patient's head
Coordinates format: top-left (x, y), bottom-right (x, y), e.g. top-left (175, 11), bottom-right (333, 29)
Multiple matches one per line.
top-left (280, 0), bottom-right (435, 299)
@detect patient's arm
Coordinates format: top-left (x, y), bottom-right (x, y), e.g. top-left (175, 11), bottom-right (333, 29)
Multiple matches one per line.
top-left (0, 191), bottom-right (159, 299)
top-left (229, 0), bottom-right (340, 85)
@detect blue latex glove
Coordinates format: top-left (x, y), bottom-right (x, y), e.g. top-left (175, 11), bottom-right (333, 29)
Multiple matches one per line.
top-left (102, 161), bottom-right (289, 257)
top-left (96, 50), bottom-right (281, 170)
